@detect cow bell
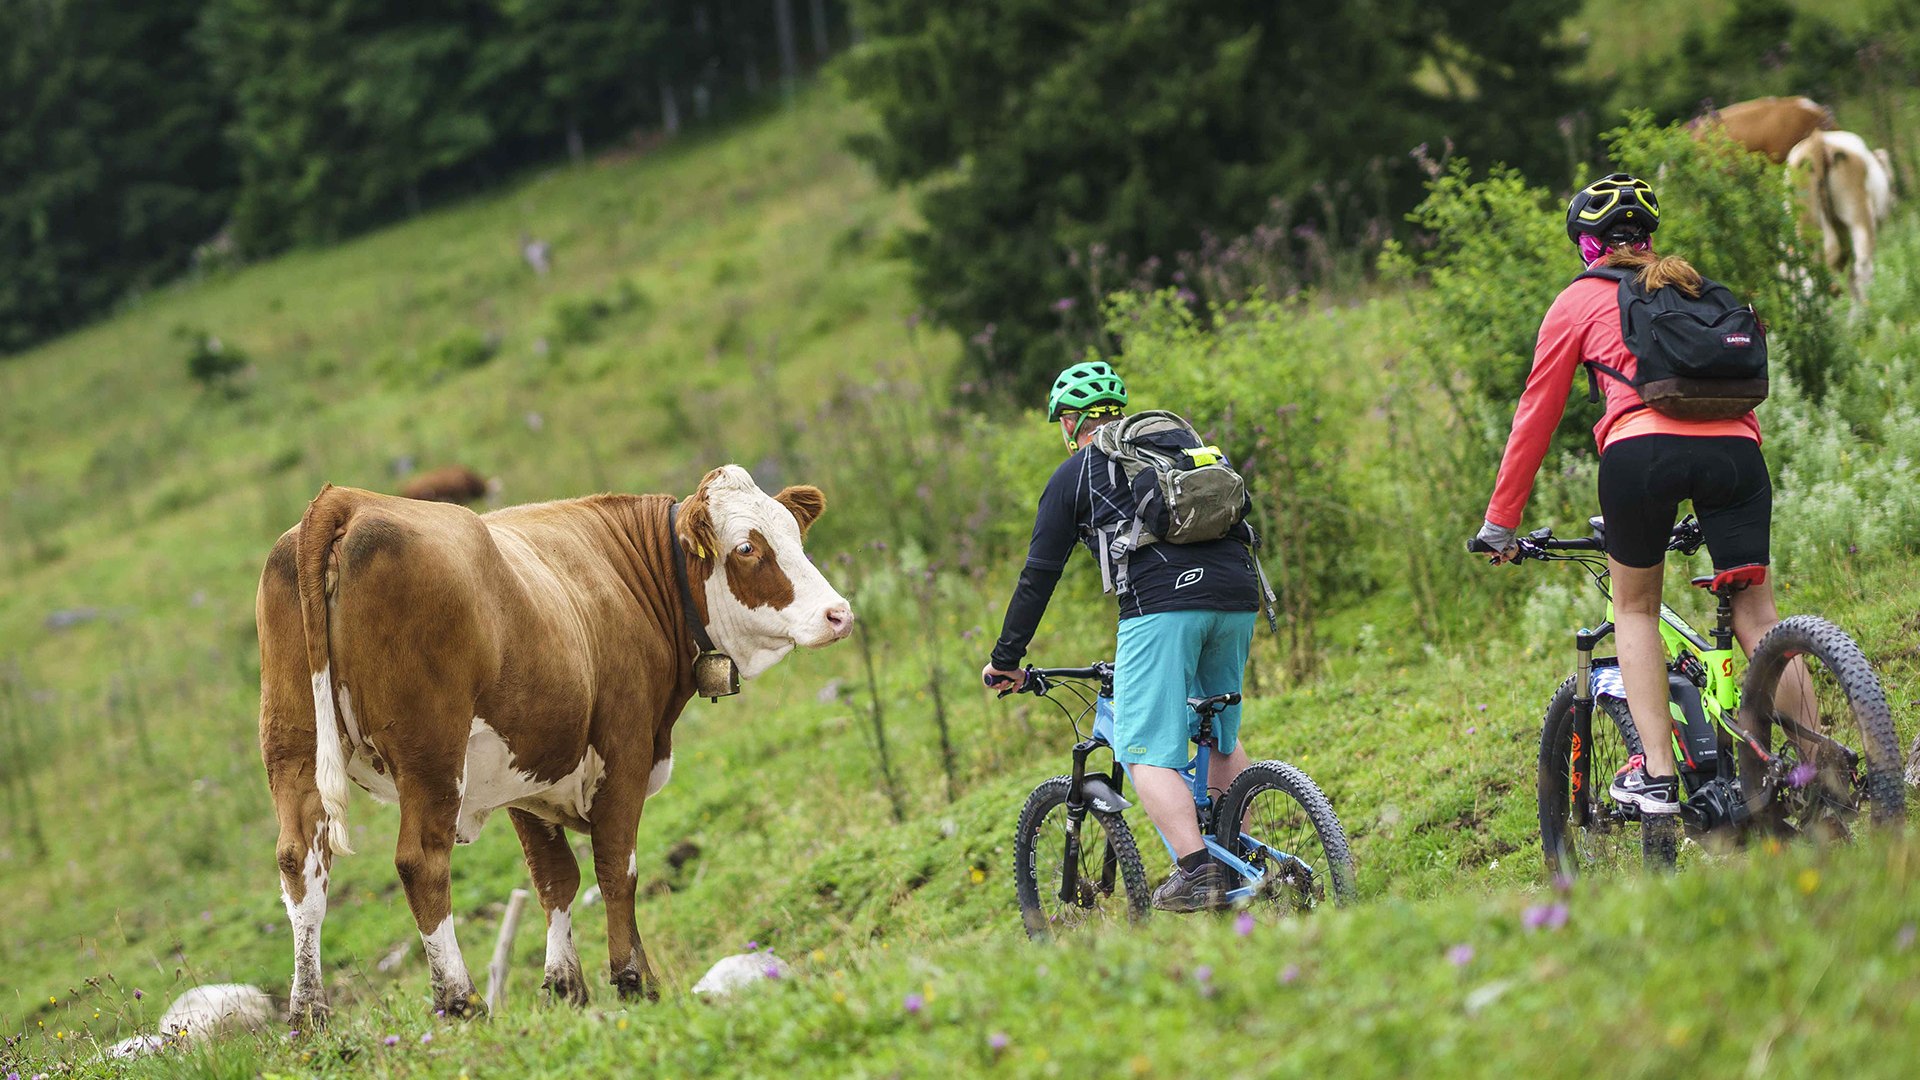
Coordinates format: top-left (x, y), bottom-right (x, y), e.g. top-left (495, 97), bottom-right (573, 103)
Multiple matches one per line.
top-left (693, 650), bottom-right (741, 700)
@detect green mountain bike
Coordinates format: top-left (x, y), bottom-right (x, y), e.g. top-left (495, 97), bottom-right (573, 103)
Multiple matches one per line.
top-left (1501, 516), bottom-right (1904, 874)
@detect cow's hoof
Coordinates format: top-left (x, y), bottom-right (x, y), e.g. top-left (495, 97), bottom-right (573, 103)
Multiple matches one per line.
top-left (434, 987), bottom-right (488, 1020)
top-left (611, 970), bottom-right (660, 1002)
top-left (543, 967), bottom-right (590, 1007)
top-left (287, 996), bottom-right (330, 1029)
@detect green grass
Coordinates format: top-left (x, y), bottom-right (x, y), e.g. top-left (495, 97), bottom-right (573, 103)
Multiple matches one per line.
top-left (5, 65), bottom-right (1920, 1080)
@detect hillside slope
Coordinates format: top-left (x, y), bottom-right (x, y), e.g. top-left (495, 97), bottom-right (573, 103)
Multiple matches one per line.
top-left (4, 84), bottom-right (1919, 1079)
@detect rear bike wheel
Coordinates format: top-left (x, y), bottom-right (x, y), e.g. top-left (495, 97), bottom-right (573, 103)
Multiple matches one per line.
top-left (1211, 761), bottom-right (1357, 913)
top-left (1012, 776), bottom-right (1151, 940)
top-left (1740, 615), bottom-right (1906, 840)
top-left (1537, 674), bottom-right (1645, 877)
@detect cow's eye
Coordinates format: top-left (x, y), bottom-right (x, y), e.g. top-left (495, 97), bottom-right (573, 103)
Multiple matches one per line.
top-left (734, 541), bottom-right (756, 558)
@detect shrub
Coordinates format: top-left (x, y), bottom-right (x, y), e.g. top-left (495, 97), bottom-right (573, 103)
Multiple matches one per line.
top-left (177, 325), bottom-right (249, 396)
top-left (426, 327), bottom-right (499, 374)
top-left (1106, 290), bottom-right (1368, 676)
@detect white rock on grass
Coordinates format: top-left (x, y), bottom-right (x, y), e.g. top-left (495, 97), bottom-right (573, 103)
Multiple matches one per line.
top-left (156, 983), bottom-right (275, 1040)
top-left (692, 952), bottom-right (791, 998)
top-left (105, 1034), bottom-right (166, 1059)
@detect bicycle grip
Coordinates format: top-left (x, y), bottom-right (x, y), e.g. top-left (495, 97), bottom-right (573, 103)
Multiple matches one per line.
top-left (1466, 536), bottom-right (1495, 554)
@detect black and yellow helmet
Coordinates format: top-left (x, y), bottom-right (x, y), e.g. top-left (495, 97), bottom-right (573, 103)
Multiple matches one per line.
top-left (1565, 173), bottom-right (1660, 243)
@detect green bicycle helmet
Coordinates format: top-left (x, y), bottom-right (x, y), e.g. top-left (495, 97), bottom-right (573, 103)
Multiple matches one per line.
top-left (1566, 172), bottom-right (1660, 243)
top-left (1046, 361), bottom-right (1128, 421)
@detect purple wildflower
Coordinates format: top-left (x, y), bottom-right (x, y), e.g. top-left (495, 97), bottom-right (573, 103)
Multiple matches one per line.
top-left (1447, 944), bottom-right (1474, 967)
top-left (904, 993), bottom-right (924, 1014)
top-left (1175, 288), bottom-right (1198, 305)
top-left (1476, 704), bottom-right (1488, 712)
top-left (746, 940), bottom-right (759, 951)
top-left (1051, 297), bottom-right (1077, 313)
top-left (1523, 903), bottom-right (1570, 932)
top-left (1279, 964), bottom-right (1300, 984)
top-left (1788, 762), bottom-right (1817, 788)
top-left (1552, 872), bottom-right (1575, 895)
top-left (988, 1032), bottom-right (1010, 1051)
top-left (1194, 965), bottom-right (1213, 982)
top-left (421, 1032), bottom-right (433, 1045)
top-left (764, 965), bottom-right (782, 980)
top-left (1898, 924), bottom-right (1916, 951)
top-left (1467, 726), bottom-right (1477, 735)
top-left (384, 1035), bottom-right (400, 1047)
top-left (1235, 912), bottom-right (1255, 937)
top-left (132, 989), bottom-right (142, 1000)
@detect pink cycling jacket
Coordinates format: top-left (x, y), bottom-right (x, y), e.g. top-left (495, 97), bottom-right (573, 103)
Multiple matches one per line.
top-left (1485, 275), bottom-right (1760, 530)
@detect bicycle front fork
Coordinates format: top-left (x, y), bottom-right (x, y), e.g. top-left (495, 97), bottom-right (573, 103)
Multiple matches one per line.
top-left (1060, 737), bottom-right (1125, 906)
top-left (1572, 621), bottom-right (1613, 827)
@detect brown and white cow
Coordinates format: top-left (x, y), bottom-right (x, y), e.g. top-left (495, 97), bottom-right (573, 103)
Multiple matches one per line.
top-left (1787, 129), bottom-right (1896, 303)
top-left (1690, 96), bottom-right (1834, 163)
top-left (257, 465), bottom-right (852, 1021)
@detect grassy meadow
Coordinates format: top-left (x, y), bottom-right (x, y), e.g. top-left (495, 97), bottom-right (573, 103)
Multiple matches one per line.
top-left (4, 76), bottom-right (1920, 1080)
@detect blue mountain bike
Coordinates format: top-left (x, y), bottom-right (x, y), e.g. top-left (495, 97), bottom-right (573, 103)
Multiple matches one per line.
top-left (1002, 662), bottom-right (1356, 939)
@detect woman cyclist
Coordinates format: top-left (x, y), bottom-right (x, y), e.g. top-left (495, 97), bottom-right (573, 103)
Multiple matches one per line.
top-left (1471, 173), bottom-right (1807, 817)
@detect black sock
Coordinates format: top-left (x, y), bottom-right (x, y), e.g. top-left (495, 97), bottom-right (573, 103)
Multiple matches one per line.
top-left (1177, 850), bottom-right (1212, 874)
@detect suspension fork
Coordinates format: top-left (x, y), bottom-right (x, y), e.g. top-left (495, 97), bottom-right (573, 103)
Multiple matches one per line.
top-left (1100, 756), bottom-right (1125, 893)
top-left (1572, 622), bottom-right (1613, 827)
top-left (1060, 737), bottom-right (1102, 905)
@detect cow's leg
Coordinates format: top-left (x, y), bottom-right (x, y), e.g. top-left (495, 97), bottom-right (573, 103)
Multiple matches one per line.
top-left (393, 765), bottom-right (481, 1017)
top-left (269, 762), bottom-right (334, 1026)
top-left (509, 809), bottom-right (587, 1006)
top-left (260, 531), bottom-right (336, 1027)
top-left (588, 787), bottom-right (658, 1001)
top-left (1849, 218), bottom-right (1876, 302)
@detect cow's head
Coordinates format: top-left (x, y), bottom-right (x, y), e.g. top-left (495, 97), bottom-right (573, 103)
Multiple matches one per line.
top-left (676, 465), bottom-right (853, 679)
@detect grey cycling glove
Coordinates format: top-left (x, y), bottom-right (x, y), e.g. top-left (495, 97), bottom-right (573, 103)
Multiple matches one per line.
top-left (1475, 520), bottom-right (1518, 552)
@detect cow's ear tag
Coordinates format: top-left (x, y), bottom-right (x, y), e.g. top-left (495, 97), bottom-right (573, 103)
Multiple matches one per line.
top-left (693, 650), bottom-right (741, 700)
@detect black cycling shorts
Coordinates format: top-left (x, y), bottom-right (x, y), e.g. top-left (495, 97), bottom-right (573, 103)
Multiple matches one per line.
top-left (1596, 434), bottom-right (1771, 570)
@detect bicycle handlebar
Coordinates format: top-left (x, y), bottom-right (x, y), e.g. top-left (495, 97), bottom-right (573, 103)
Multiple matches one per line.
top-left (984, 662), bottom-right (1112, 698)
top-left (1468, 516), bottom-right (1701, 564)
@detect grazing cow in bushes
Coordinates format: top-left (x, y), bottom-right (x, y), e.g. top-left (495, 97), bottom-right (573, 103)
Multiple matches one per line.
top-left (399, 465), bottom-right (498, 506)
top-left (1787, 129), bottom-right (1896, 303)
top-left (1690, 95), bottom-right (1834, 163)
top-left (257, 465), bottom-right (852, 1021)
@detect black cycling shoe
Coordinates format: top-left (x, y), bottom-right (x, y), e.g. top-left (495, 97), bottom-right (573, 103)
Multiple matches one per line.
top-left (1151, 862), bottom-right (1231, 913)
top-left (1609, 757), bottom-right (1681, 816)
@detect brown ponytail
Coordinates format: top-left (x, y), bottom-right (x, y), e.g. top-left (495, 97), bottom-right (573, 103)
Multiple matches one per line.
top-left (1602, 246), bottom-right (1704, 298)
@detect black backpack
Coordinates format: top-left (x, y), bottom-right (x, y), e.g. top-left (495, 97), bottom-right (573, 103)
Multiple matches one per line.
top-left (1577, 266), bottom-right (1767, 421)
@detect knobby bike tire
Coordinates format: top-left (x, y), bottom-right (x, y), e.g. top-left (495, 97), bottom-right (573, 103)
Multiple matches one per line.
top-left (1211, 761), bottom-right (1358, 909)
top-left (1012, 776), bottom-right (1151, 940)
top-left (1742, 614), bottom-right (1906, 827)
top-left (1536, 675), bottom-right (1645, 877)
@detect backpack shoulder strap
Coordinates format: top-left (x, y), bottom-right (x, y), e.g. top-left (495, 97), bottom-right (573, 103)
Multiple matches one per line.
top-left (1573, 266), bottom-right (1631, 285)
top-left (1567, 267), bottom-right (1636, 403)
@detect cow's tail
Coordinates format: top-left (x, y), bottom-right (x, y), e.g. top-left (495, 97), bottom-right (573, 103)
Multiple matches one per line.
top-left (296, 484), bottom-right (355, 856)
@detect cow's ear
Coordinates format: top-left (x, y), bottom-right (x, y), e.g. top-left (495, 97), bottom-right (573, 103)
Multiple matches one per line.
top-left (677, 472), bottom-right (722, 559)
top-left (775, 485), bottom-right (826, 537)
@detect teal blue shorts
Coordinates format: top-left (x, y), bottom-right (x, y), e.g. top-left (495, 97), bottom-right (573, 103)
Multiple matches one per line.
top-left (1111, 609), bottom-right (1256, 768)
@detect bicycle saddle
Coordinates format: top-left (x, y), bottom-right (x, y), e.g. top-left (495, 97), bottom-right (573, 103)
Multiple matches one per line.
top-left (1587, 515), bottom-right (1607, 545)
top-left (1691, 563), bottom-right (1767, 593)
top-left (1187, 692), bottom-right (1242, 716)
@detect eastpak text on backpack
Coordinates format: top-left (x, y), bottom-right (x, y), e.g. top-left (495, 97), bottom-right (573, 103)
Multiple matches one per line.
top-left (1578, 266), bottom-right (1768, 420)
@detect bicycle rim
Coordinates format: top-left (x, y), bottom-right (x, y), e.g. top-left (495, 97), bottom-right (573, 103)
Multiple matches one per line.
top-left (1013, 778), bottom-right (1149, 939)
top-left (1214, 761), bottom-right (1356, 913)
top-left (1538, 676), bottom-right (1644, 876)
top-left (1741, 615), bottom-right (1906, 841)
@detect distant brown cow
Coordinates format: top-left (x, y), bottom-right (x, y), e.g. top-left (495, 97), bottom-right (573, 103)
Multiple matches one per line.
top-left (258, 466), bottom-right (853, 1020)
top-left (1690, 96), bottom-right (1834, 163)
top-left (400, 465), bottom-right (497, 505)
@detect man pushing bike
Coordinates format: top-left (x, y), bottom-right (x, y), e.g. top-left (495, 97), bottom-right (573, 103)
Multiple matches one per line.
top-left (982, 361), bottom-right (1270, 912)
